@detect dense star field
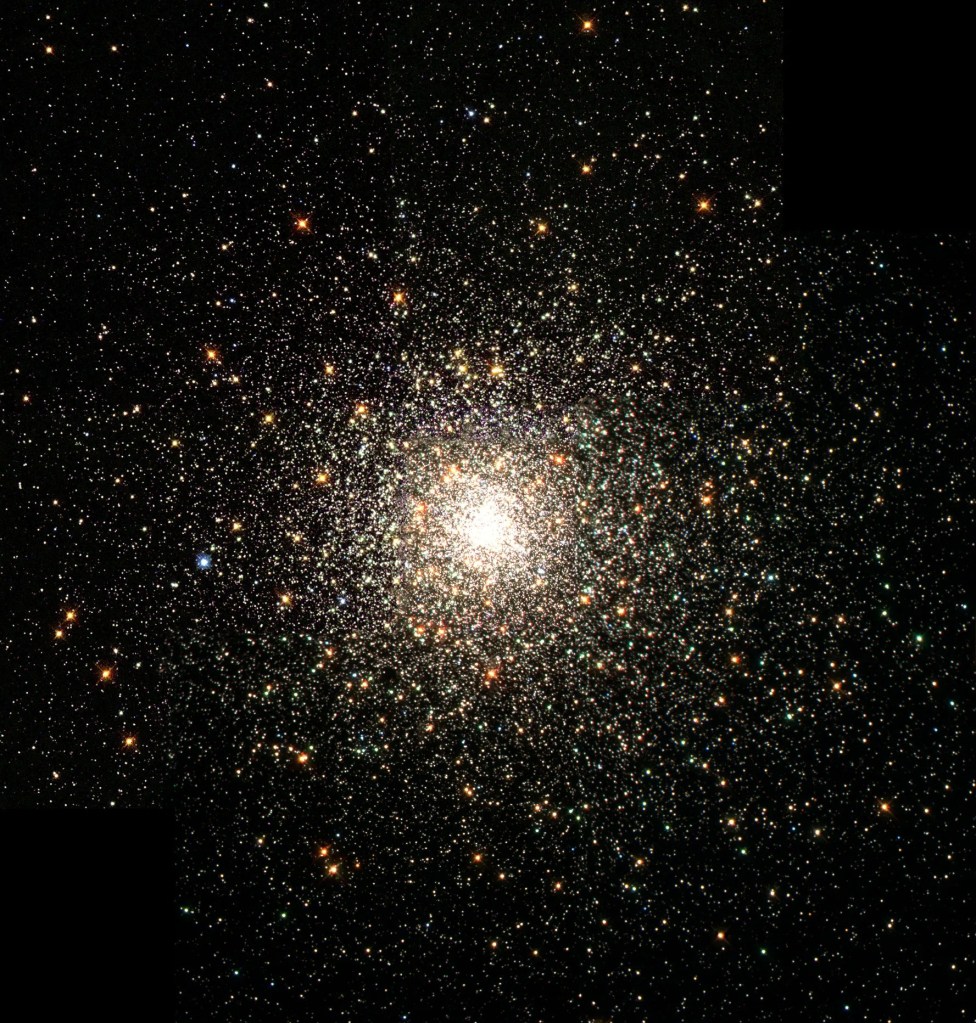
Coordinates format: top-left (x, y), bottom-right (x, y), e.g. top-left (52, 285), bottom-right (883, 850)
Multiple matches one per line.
top-left (2, 2), bottom-right (974, 1020)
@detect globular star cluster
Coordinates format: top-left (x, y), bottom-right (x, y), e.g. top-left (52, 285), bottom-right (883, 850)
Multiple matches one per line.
top-left (2, 2), bottom-right (974, 1022)
top-left (390, 428), bottom-right (579, 644)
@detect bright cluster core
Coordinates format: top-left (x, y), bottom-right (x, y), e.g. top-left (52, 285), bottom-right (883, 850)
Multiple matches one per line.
top-left (456, 488), bottom-right (524, 564)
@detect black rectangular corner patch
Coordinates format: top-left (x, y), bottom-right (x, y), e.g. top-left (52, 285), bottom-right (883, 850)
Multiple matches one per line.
top-left (0, 809), bottom-right (175, 1020)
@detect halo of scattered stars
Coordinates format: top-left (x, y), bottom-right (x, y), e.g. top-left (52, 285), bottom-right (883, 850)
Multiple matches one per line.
top-left (3, 3), bottom-right (973, 1021)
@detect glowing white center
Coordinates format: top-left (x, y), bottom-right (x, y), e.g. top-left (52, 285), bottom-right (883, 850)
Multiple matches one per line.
top-left (462, 499), bottom-right (512, 553)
